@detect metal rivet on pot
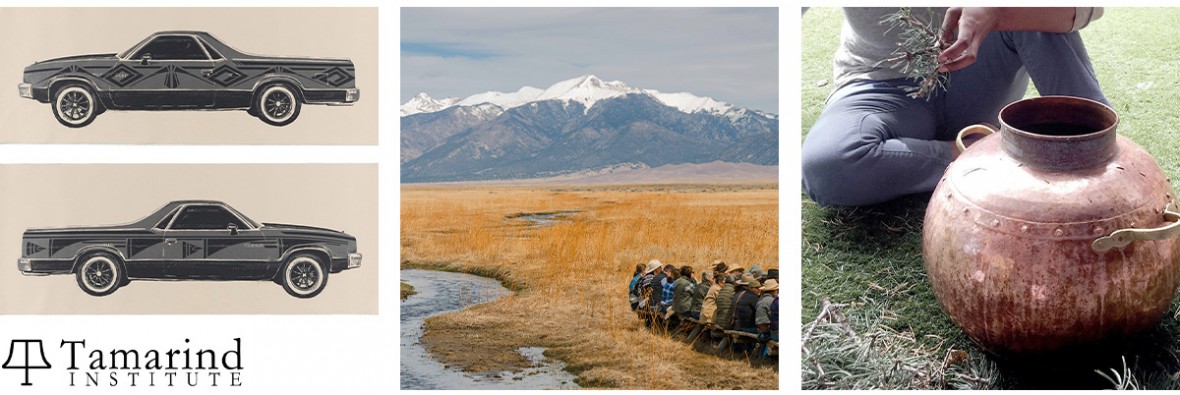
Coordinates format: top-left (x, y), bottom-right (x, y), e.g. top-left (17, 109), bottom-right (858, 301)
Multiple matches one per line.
top-left (991, 220), bottom-right (1001, 227)
top-left (1020, 225), bottom-right (1029, 233)
top-left (1094, 227), bottom-right (1103, 235)
top-left (1054, 228), bottom-right (1064, 237)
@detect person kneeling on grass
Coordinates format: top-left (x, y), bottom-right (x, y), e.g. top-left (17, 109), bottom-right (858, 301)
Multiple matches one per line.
top-left (732, 274), bottom-right (763, 354)
top-left (672, 266), bottom-right (697, 320)
top-left (801, 7), bottom-right (1109, 207)
top-left (628, 263), bottom-right (645, 311)
top-left (756, 279), bottom-right (780, 357)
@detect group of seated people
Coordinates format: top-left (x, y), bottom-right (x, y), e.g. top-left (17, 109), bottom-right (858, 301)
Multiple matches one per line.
top-left (628, 259), bottom-right (779, 357)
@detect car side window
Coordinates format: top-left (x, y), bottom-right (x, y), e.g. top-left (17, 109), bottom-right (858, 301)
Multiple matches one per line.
top-left (131, 36), bottom-right (209, 61)
top-left (170, 205), bottom-right (245, 230)
top-left (199, 39), bottom-right (223, 60)
top-left (154, 208), bottom-right (179, 229)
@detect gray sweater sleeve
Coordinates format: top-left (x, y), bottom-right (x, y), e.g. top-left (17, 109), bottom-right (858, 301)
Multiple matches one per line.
top-left (1072, 7), bottom-right (1103, 31)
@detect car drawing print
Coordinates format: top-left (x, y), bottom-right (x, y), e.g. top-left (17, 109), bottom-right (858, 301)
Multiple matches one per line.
top-left (17, 201), bottom-right (362, 298)
top-left (16, 31), bottom-right (360, 127)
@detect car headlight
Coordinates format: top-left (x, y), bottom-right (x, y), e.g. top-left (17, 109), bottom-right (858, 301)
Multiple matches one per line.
top-left (345, 88), bottom-right (359, 103)
top-left (348, 253), bottom-right (362, 268)
top-left (18, 258), bottom-right (31, 272)
top-left (18, 83), bottom-right (32, 99)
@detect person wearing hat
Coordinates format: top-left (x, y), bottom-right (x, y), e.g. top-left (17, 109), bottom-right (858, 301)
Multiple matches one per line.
top-left (636, 259), bottom-right (663, 325)
top-left (711, 274), bottom-right (738, 330)
top-left (748, 265), bottom-right (766, 282)
top-left (756, 279), bottom-right (780, 344)
top-left (733, 273), bottom-right (763, 335)
top-left (699, 270), bottom-right (723, 323)
top-left (712, 260), bottom-right (728, 275)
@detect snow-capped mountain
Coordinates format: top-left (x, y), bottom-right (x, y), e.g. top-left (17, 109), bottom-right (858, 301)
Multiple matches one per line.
top-left (401, 75), bottom-right (778, 183)
top-left (402, 75), bottom-right (773, 119)
top-left (400, 93), bottom-right (461, 116)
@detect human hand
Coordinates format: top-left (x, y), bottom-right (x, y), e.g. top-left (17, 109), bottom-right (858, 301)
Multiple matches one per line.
top-left (938, 7), bottom-right (1001, 73)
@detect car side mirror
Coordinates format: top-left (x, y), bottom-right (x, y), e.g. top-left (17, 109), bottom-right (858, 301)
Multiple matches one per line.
top-left (227, 223), bottom-right (239, 236)
top-left (140, 53), bottom-right (152, 65)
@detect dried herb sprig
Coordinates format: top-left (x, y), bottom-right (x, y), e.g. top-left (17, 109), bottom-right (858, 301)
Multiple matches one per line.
top-left (877, 8), bottom-right (948, 100)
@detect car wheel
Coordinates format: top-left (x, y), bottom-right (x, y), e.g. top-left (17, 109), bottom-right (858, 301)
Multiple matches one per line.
top-left (75, 253), bottom-right (124, 297)
top-left (254, 83), bottom-right (301, 127)
top-left (280, 254), bottom-right (328, 298)
top-left (52, 84), bottom-right (99, 128)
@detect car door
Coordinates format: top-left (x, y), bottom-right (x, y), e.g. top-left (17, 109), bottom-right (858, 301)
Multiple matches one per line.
top-left (163, 204), bottom-right (278, 279)
top-left (109, 35), bottom-right (217, 108)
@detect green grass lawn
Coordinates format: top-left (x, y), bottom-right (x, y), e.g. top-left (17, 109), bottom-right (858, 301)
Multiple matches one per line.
top-left (802, 7), bottom-right (1180, 389)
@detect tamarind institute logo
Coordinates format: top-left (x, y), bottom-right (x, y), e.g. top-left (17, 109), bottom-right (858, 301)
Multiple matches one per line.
top-left (1, 338), bottom-right (243, 388)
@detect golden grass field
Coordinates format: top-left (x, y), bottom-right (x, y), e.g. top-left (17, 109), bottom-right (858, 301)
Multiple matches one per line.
top-left (401, 184), bottom-right (779, 389)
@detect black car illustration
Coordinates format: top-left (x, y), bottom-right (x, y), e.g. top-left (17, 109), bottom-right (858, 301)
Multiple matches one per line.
top-left (17, 31), bottom-right (359, 127)
top-left (17, 200), bottom-right (362, 298)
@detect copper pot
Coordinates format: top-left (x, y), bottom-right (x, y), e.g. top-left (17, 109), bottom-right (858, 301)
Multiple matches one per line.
top-left (923, 96), bottom-right (1180, 357)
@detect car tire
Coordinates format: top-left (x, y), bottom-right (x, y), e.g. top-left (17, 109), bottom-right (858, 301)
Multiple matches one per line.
top-left (254, 83), bottom-right (301, 127)
top-left (280, 253), bottom-right (328, 298)
top-left (52, 84), bottom-right (99, 128)
top-left (75, 252), bottom-right (124, 297)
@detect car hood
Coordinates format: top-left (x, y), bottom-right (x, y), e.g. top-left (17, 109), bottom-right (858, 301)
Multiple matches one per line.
top-left (34, 53), bottom-right (119, 65)
top-left (261, 223), bottom-right (352, 238)
top-left (24, 223), bottom-right (144, 235)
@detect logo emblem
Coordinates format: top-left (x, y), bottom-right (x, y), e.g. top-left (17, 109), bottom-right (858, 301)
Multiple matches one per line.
top-left (101, 64), bottom-right (143, 87)
top-left (2, 340), bottom-right (52, 386)
top-left (207, 65), bottom-right (247, 87)
top-left (313, 67), bottom-right (354, 87)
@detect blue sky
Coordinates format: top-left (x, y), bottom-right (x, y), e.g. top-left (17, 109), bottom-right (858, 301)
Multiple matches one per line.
top-left (401, 8), bottom-right (778, 113)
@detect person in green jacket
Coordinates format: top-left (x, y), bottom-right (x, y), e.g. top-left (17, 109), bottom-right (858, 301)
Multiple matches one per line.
top-left (689, 270), bottom-right (713, 320)
top-left (712, 274), bottom-right (738, 330)
top-left (672, 265), bottom-right (697, 319)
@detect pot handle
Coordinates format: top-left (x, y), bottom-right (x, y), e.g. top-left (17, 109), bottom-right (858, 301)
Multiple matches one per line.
top-left (1092, 204), bottom-right (1180, 252)
top-left (955, 124), bottom-right (997, 153)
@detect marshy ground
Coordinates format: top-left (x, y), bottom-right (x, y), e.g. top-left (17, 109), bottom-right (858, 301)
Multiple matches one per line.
top-left (401, 184), bottom-right (778, 389)
top-left (803, 7), bottom-right (1180, 389)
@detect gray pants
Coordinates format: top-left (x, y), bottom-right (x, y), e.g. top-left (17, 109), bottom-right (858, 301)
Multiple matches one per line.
top-left (801, 31), bottom-right (1108, 207)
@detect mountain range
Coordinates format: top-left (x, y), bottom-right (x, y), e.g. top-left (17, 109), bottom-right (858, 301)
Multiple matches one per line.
top-left (400, 75), bottom-right (778, 183)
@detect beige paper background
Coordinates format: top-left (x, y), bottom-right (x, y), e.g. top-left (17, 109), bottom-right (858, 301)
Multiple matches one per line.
top-left (0, 7), bottom-right (377, 145)
top-left (0, 163), bottom-right (377, 314)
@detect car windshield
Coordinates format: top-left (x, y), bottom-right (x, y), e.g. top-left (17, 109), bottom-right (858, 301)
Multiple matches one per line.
top-left (118, 36), bottom-right (154, 59)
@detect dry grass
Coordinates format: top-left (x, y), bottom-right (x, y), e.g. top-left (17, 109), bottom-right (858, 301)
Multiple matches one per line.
top-left (401, 282), bottom-right (417, 300)
top-left (401, 184), bottom-right (779, 389)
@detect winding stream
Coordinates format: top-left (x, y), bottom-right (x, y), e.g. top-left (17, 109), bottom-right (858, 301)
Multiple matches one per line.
top-left (400, 269), bottom-right (580, 389)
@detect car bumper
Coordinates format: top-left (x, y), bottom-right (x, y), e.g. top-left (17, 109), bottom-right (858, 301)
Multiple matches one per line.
top-left (17, 258), bottom-right (54, 276)
top-left (18, 83), bottom-right (32, 99)
top-left (304, 88), bottom-right (359, 105)
top-left (348, 253), bottom-right (362, 269)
